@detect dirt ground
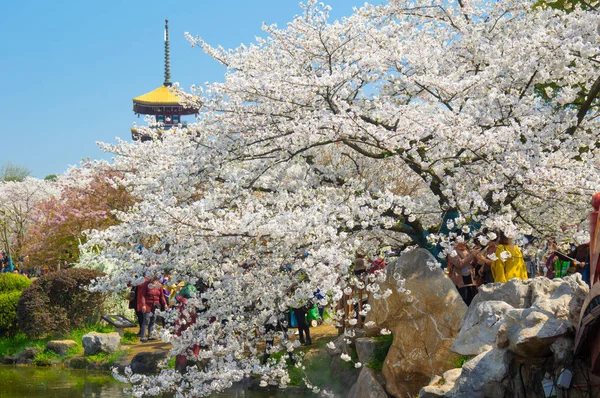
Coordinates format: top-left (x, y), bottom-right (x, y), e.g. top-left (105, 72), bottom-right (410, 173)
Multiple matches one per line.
top-left (121, 322), bottom-right (340, 363)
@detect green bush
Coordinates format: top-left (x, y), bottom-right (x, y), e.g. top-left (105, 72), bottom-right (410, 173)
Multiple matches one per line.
top-left (0, 273), bottom-right (32, 293)
top-left (0, 291), bottom-right (24, 331)
top-left (17, 268), bottom-right (105, 339)
top-left (0, 274), bottom-right (32, 334)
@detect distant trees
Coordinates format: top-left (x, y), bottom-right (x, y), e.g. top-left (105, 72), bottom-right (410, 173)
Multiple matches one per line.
top-left (0, 178), bottom-right (58, 260)
top-left (0, 162), bottom-right (31, 182)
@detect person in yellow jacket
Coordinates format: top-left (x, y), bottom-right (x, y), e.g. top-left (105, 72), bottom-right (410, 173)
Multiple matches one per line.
top-left (491, 231), bottom-right (528, 283)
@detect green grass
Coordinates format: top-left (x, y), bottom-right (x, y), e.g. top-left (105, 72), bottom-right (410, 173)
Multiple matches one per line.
top-left (0, 333), bottom-right (38, 357)
top-left (68, 324), bottom-right (114, 342)
top-left (32, 350), bottom-right (60, 366)
top-left (67, 345), bottom-right (83, 356)
top-left (455, 354), bottom-right (471, 368)
top-left (0, 323), bottom-right (124, 368)
top-left (121, 331), bottom-right (138, 345)
top-left (87, 349), bottom-right (129, 364)
top-left (167, 356), bottom-right (176, 369)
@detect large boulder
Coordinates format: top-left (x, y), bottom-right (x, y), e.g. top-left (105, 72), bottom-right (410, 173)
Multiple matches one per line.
top-left (46, 340), bottom-right (78, 356)
top-left (16, 347), bottom-right (41, 365)
top-left (452, 300), bottom-right (514, 356)
top-left (447, 348), bottom-right (512, 398)
top-left (82, 332), bottom-right (120, 356)
top-left (65, 356), bottom-right (90, 369)
top-left (454, 274), bottom-right (588, 359)
top-left (367, 249), bottom-right (466, 398)
top-left (347, 367), bottom-right (388, 398)
top-left (499, 308), bottom-right (571, 357)
top-left (129, 351), bottom-right (168, 374)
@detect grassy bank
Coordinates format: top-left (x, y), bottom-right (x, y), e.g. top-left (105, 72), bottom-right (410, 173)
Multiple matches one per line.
top-left (0, 324), bottom-right (137, 369)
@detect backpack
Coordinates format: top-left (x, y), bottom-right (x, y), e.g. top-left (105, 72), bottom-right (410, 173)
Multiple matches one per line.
top-left (178, 284), bottom-right (198, 299)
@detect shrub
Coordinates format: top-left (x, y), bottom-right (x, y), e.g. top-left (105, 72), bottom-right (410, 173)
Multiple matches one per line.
top-left (0, 291), bottom-right (24, 332)
top-left (0, 274), bottom-right (32, 334)
top-left (17, 268), bottom-right (105, 339)
top-left (0, 273), bottom-right (32, 293)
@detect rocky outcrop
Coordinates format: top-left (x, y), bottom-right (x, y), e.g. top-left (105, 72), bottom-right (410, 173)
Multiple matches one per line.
top-left (367, 249), bottom-right (466, 398)
top-left (347, 367), bottom-right (388, 398)
top-left (453, 274), bottom-right (587, 359)
top-left (421, 274), bottom-right (589, 397)
top-left (527, 276), bottom-right (588, 326)
top-left (46, 340), bottom-right (78, 356)
top-left (82, 332), bottom-right (121, 356)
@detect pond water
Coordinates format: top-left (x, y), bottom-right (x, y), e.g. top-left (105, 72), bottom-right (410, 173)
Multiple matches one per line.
top-left (0, 366), bottom-right (315, 398)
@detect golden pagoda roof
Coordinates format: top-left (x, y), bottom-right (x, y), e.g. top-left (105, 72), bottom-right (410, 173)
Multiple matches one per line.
top-left (133, 85), bottom-right (183, 105)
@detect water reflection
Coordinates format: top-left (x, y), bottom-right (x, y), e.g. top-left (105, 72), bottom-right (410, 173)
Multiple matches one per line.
top-left (0, 366), bottom-right (316, 398)
top-left (0, 365), bottom-right (127, 398)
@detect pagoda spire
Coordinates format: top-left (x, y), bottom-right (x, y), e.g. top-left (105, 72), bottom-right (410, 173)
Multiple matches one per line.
top-left (163, 19), bottom-right (171, 86)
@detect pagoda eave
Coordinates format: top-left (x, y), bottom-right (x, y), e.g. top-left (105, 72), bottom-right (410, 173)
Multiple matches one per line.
top-left (132, 103), bottom-right (199, 116)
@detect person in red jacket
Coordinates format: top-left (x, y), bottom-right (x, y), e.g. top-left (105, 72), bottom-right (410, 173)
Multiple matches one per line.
top-left (137, 276), bottom-right (168, 342)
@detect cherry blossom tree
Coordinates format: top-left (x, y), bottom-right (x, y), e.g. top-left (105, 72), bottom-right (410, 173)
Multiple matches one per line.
top-left (22, 166), bottom-right (135, 269)
top-left (84, 0), bottom-right (600, 395)
top-left (0, 178), bottom-right (59, 262)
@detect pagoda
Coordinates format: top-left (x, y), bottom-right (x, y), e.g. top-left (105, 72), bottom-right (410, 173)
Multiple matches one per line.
top-left (131, 20), bottom-right (199, 141)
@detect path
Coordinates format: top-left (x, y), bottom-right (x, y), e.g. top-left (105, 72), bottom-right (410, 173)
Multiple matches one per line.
top-left (120, 323), bottom-right (339, 364)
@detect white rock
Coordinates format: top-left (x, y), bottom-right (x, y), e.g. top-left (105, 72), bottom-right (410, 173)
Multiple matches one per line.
top-left (504, 308), bottom-right (571, 357)
top-left (82, 332), bottom-right (121, 356)
top-left (419, 368), bottom-right (463, 398)
top-left (452, 301), bottom-right (514, 356)
top-left (448, 348), bottom-right (512, 398)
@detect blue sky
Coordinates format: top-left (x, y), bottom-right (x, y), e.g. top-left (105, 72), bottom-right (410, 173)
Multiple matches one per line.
top-left (0, 1), bottom-right (376, 179)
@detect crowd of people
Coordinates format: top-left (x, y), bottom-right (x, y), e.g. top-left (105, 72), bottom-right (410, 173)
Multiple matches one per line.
top-left (446, 231), bottom-right (591, 306)
top-left (0, 252), bottom-right (70, 278)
